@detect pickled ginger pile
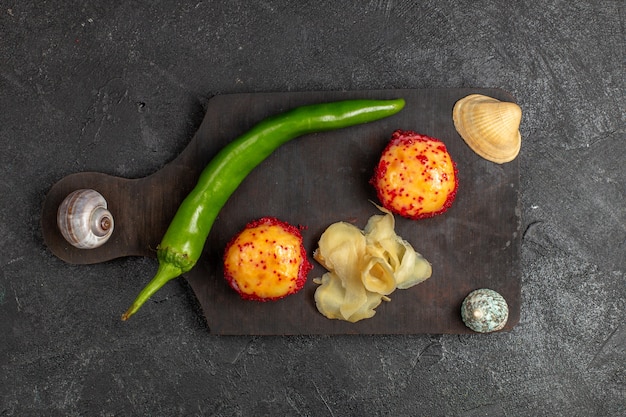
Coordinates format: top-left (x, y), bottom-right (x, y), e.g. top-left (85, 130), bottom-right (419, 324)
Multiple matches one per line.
top-left (313, 205), bottom-right (432, 322)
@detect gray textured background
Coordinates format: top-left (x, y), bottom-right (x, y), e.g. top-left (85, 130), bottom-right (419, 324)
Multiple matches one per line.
top-left (1, 1), bottom-right (624, 416)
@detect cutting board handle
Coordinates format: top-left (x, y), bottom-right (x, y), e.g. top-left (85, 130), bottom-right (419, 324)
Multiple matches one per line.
top-left (40, 141), bottom-right (202, 265)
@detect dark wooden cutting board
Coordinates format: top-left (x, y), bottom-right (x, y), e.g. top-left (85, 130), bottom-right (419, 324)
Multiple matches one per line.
top-left (41, 88), bottom-right (521, 335)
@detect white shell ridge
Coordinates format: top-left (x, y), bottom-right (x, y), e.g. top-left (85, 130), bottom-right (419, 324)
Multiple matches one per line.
top-left (461, 288), bottom-right (509, 333)
top-left (57, 189), bottom-right (114, 249)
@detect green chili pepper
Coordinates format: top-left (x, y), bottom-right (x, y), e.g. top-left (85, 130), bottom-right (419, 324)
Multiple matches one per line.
top-left (121, 98), bottom-right (405, 320)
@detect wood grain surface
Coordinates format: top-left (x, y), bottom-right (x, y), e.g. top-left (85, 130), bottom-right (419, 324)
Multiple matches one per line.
top-left (41, 89), bottom-right (521, 335)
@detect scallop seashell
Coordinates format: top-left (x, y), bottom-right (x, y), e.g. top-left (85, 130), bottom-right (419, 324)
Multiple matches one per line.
top-left (461, 288), bottom-right (509, 333)
top-left (57, 189), bottom-right (114, 249)
top-left (452, 94), bottom-right (522, 164)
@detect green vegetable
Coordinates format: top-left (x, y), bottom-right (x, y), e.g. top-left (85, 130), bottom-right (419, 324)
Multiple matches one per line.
top-left (121, 98), bottom-right (406, 320)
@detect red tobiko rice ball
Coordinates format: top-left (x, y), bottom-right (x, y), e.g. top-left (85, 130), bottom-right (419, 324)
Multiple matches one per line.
top-left (371, 130), bottom-right (458, 220)
top-left (223, 217), bottom-right (312, 301)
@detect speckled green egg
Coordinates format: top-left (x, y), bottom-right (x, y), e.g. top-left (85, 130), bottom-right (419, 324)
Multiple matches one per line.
top-left (461, 288), bottom-right (509, 333)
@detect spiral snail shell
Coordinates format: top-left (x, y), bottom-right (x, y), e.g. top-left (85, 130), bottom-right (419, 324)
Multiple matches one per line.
top-left (57, 189), bottom-right (114, 249)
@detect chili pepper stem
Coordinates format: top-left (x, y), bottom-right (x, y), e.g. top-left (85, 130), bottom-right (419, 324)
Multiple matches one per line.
top-left (121, 261), bottom-right (182, 321)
